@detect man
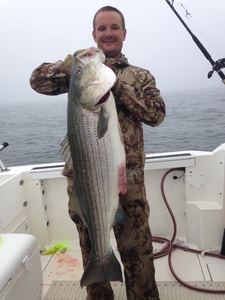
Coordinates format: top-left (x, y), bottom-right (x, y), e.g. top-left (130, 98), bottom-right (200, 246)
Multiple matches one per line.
top-left (30, 6), bottom-right (165, 300)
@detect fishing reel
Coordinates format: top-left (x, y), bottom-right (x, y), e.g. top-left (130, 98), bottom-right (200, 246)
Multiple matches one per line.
top-left (208, 58), bottom-right (225, 80)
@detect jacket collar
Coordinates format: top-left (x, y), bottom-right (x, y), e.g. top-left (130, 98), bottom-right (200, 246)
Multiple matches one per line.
top-left (105, 54), bottom-right (129, 68)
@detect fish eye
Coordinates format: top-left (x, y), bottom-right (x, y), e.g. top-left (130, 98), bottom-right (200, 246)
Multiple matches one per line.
top-left (76, 68), bottom-right (82, 74)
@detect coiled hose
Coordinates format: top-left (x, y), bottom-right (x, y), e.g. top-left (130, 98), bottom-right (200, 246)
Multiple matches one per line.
top-left (153, 168), bottom-right (225, 294)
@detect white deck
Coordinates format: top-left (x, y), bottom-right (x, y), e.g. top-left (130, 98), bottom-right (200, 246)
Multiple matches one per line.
top-left (1, 145), bottom-right (225, 299)
top-left (41, 240), bottom-right (225, 299)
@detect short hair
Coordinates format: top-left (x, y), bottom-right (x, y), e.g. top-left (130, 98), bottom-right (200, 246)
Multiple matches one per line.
top-left (93, 6), bottom-right (126, 31)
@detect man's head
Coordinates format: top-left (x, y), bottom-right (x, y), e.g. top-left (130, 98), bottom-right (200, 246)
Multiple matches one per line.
top-left (92, 6), bottom-right (127, 58)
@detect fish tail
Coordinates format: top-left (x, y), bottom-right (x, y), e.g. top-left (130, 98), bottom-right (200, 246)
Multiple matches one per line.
top-left (80, 249), bottom-right (123, 288)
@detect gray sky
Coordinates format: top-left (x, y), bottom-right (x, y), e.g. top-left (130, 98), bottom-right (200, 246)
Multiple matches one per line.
top-left (0, 0), bottom-right (224, 103)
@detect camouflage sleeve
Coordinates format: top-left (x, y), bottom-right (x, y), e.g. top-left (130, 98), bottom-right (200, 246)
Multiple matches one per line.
top-left (30, 54), bottom-right (74, 95)
top-left (113, 67), bottom-right (166, 127)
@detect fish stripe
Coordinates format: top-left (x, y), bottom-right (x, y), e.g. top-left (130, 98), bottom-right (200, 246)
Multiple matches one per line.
top-left (64, 48), bottom-right (126, 286)
top-left (69, 105), bottom-right (115, 258)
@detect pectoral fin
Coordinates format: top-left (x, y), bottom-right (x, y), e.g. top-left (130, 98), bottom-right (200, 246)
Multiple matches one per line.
top-left (97, 107), bottom-right (109, 139)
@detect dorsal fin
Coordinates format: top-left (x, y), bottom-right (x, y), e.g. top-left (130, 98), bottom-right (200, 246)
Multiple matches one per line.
top-left (60, 134), bottom-right (73, 169)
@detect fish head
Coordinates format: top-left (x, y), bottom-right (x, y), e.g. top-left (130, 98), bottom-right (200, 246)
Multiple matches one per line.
top-left (69, 47), bottom-right (116, 109)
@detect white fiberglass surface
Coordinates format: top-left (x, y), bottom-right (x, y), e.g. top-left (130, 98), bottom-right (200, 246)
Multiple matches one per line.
top-left (40, 240), bottom-right (225, 299)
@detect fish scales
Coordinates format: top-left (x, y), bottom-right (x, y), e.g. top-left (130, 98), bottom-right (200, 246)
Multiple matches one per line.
top-left (68, 103), bottom-right (114, 256)
top-left (61, 47), bottom-right (127, 287)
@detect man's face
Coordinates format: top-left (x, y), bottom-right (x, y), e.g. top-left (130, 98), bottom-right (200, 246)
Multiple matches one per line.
top-left (92, 11), bottom-right (127, 58)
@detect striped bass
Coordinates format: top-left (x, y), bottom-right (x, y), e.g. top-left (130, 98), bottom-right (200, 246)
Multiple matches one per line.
top-left (61, 47), bottom-right (127, 288)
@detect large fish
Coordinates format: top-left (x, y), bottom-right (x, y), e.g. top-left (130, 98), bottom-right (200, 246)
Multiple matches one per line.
top-left (61, 47), bottom-right (127, 288)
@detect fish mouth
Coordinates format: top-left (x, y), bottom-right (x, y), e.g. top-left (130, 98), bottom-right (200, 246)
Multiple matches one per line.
top-left (95, 90), bottom-right (110, 106)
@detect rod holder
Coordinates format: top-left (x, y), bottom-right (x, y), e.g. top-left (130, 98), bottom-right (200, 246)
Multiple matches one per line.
top-left (0, 160), bottom-right (9, 172)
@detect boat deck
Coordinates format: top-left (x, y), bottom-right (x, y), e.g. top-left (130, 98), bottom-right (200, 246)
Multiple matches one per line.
top-left (41, 240), bottom-right (225, 299)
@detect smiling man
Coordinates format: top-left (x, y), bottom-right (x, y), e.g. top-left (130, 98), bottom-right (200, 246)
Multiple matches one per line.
top-left (92, 9), bottom-right (127, 58)
top-left (30, 6), bottom-right (165, 300)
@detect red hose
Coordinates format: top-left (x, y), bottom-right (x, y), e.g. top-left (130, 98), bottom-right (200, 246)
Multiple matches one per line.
top-left (153, 168), bottom-right (225, 294)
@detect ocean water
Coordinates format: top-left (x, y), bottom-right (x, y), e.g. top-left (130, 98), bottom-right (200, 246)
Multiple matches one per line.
top-left (1, 86), bottom-right (224, 167)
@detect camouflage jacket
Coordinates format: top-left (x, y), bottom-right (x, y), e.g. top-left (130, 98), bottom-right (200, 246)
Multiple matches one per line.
top-left (30, 53), bottom-right (166, 183)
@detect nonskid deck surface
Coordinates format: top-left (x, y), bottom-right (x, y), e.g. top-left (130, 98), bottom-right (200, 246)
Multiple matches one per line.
top-left (44, 281), bottom-right (225, 300)
top-left (41, 241), bottom-right (225, 299)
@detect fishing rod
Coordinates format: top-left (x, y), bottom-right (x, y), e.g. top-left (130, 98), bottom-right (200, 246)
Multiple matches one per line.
top-left (165, 0), bottom-right (225, 84)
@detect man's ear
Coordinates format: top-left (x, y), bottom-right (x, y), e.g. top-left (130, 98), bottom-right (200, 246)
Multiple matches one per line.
top-left (92, 31), bottom-right (97, 43)
top-left (123, 29), bottom-right (127, 41)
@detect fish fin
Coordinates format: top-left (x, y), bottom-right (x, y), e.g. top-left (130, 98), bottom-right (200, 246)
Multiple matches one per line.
top-left (97, 107), bottom-right (109, 139)
top-left (80, 248), bottom-right (123, 288)
top-left (60, 134), bottom-right (73, 168)
top-left (118, 162), bottom-right (127, 195)
top-left (112, 201), bottom-right (126, 226)
top-left (70, 187), bottom-right (88, 227)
